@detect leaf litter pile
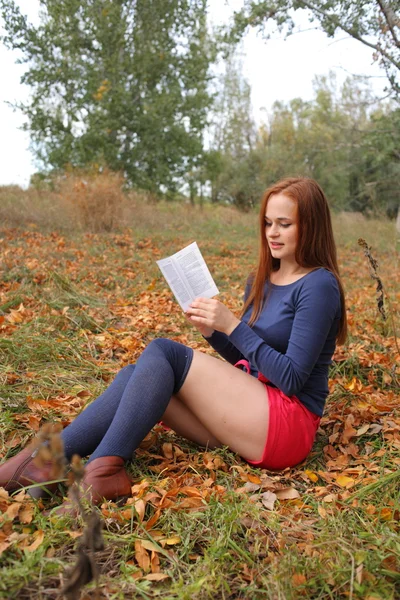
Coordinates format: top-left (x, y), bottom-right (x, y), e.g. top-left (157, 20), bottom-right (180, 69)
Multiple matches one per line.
top-left (0, 224), bottom-right (399, 600)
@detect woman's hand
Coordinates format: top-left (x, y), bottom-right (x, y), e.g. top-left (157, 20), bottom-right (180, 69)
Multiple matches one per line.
top-left (186, 297), bottom-right (241, 336)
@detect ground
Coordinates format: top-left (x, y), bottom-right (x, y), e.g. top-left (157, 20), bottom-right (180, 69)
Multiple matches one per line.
top-left (0, 203), bottom-right (399, 599)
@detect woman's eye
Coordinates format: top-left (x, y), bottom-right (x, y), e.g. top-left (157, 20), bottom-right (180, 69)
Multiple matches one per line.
top-left (265, 222), bottom-right (272, 227)
top-left (281, 223), bottom-right (291, 228)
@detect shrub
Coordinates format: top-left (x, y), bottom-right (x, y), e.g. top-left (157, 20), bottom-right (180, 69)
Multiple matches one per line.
top-left (55, 169), bottom-right (126, 232)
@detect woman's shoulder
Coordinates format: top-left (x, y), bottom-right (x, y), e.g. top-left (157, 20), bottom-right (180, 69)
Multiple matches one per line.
top-left (298, 268), bottom-right (340, 303)
top-left (305, 267), bottom-right (338, 286)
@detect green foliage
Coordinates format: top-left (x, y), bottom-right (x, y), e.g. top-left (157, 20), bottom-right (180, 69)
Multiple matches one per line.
top-left (208, 71), bottom-right (400, 214)
top-left (0, 0), bottom-right (215, 194)
top-left (228, 0), bottom-right (400, 96)
top-left (204, 53), bottom-right (260, 210)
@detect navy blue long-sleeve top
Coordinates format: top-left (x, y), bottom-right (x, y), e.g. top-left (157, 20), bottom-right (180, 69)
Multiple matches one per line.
top-left (205, 268), bottom-right (341, 416)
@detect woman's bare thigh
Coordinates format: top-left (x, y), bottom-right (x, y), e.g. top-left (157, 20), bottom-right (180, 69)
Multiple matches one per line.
top-left (161, 397), bottom-right (222, 449)
top-left (175, 349), bottom-right (269, 462)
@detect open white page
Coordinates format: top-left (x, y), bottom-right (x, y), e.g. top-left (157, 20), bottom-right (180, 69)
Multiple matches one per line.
top-left (156, 242), bottom-right (219, 311)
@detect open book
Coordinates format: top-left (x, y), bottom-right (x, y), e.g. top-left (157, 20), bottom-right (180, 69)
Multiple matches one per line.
top-left (156, 242), bottom-right (219, 311)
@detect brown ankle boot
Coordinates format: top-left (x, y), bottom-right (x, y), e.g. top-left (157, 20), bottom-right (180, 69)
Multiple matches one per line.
top-left (52, 456), bottom-right (132, 517)
top-left (0, 445), bottom-right (61, 498)
top-left (82, 456), bottom-right (132, 504)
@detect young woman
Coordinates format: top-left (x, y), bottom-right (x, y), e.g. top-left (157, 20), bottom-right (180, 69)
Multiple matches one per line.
top-left (0, 177), bottom-right (347, 506)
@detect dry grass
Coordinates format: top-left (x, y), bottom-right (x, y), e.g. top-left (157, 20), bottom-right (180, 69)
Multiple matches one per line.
top-left (0, 171), bottom-right (128, 233)
top-left (0, 172), bottom-right (256, 236)
top-left (0, 173), bottom-right (398, 256)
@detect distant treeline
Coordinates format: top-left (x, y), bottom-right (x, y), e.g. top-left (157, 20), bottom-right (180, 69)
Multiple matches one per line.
top-left (1, 0), bottom-right (399, 215)
top-left (205, 68), bottom-right (400, 215)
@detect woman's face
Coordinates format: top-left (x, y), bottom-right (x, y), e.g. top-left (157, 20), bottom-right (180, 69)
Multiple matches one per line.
top-left (264, 193), bottom-right (299, 264)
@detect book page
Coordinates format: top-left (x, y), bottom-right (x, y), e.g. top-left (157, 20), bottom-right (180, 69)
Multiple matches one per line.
top-left (157, 242), bottom-right (219, 311)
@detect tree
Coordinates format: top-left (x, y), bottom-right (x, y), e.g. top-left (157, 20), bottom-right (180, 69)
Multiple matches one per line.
top-left (228, 0), bottom-right (400, 97)
top-left (240, 73), bottom-right (398, 213)
top-left (361, 105), bottom-right (400, 215)
top-left (205, 53), bottom-right (260, 209)
top-left (0, 0), bottom-right (215, 193)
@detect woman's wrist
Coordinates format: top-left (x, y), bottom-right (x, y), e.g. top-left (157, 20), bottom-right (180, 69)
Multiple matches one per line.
top-left (224, 317), bottom-right (241, 336)
top-left (203, 329), bottom-right (215, 339)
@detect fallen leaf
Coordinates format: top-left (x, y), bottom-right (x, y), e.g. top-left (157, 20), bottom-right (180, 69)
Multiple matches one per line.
top-left (292, 573), bottom-right (307, 586)
top-left (247, 473), bottom-right (262, 484)
top-left (162, 443), bottom-right (173, 459)
top-left (356, 424), bottom-right (370, 436)
top-left (4, 502), bottom-right (22, 521)
top-left (260, 491), bottom-right (277, 511)
top-left (304, 469), bottom-right (318, 483)
top-left (275, 487), bottom-right (300, 500)
top-left (141, 540), bottom-right (159, 552)
top-left (143, 573), bottom-right (169, 581)
top-left (163, 536), bottom-right (181, 545)
top-left (18, 504), bottom-right (34, 524)
top-left (336, 474), bottom-right (356, 488)
top-left (24, 529), bottom-right (44, 552)
top-left (135, 540), bottom-right (150, 571)
top-left (380, 508), bottom-right (392, 521)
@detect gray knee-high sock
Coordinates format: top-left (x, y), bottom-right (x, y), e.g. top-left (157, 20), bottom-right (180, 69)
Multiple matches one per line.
top-left (61, 365), bottom-right (136, 460)
top-left (88, 339), bottom-right (193, 462)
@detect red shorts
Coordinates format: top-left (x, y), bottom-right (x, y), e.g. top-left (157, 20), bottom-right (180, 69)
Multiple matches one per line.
top-left (235, 360), bottom-right (320, 470)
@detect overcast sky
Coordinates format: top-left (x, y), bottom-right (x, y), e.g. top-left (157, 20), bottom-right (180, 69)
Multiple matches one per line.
top-left (0, 0), bottom-right (387, 187)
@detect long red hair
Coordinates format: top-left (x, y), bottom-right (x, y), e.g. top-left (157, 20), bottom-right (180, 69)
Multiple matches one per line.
top-left (242, 177), bottom-right (347, 344)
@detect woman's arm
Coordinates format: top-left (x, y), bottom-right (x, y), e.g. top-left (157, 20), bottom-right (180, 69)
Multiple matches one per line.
top-left (228, 274), bottom-right (340, 396)
top-left (202, 330), bottom-right (245, 365)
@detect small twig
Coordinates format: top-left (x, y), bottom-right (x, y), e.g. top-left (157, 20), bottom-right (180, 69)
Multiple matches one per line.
top-left (358, 238), bottom-right (400, 358)
top-left (62, 455), bottom-right (105, 600)
top-left (358, 238), bottom-right (386, 321)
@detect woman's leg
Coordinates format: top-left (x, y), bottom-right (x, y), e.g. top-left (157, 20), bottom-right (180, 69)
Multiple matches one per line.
top-left (87, 338), bottom-right (193, 462)
top-left (61, 364), bottom-right (136, 459)
top-left (161, 396), bottom-right (222, 449)
top-left (86, 340), bottom-right (268, 464)
top-left (173, 350), bottom-right (269, 462)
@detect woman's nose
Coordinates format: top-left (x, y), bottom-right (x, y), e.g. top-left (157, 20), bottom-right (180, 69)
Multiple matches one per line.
top-left (270, 224), bottom-right (279, 236)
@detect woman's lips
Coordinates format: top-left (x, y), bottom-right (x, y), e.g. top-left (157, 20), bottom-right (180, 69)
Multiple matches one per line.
top-left (270, 242), bottom-right (283, 249)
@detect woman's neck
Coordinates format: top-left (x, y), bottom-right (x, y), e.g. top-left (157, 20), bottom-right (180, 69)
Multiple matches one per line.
top-left (271, 261), bottom-right (314, 285)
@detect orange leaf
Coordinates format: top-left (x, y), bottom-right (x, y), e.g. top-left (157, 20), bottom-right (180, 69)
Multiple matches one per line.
top-left (4, 502), bottom-right (22, 521)
top-left (135, 540), bottom-right (150, 571)
top-left (380, 508), bottom-right (392, 521)
top-left (180, 487), bottom-right (203, 498)
top-left (247, 473), bottom-right (262, 484)
top-left (0, 541), bottom-right (11, 555)
top-left (292, 573), bottom-right (307, 586)
top-left (145, 509), bottom-right (161, 530)
top-left (134, 499), bottom-right (146, 522)
top-left (143, 573), bottom-right (169, 581)
top-left (18, 504), bottom-right (34, 524)
top-left (151, 550), bottom-right (160, 573)
top-left (162, 443), bottom-right (173, 459)
top-left (163, 536), bottom-right (181, 545)
top-left (178, 497), bottom-right (204, 509)
top-left (304, 470), bottom-right (318, 483)
top-left (25, 529), bottom-right (44, 552)
top-left (336, 474), bottom-right (356, 488)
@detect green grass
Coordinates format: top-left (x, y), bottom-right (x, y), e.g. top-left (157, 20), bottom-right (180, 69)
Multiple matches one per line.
top-left (0, 202), bottom-right (399, 599)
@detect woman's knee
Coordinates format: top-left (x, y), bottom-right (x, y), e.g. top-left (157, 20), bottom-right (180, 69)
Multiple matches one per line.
top-left (147, 338), bottom-right (194, 393)
top-left (114, 364), bottom-right (136, 383)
